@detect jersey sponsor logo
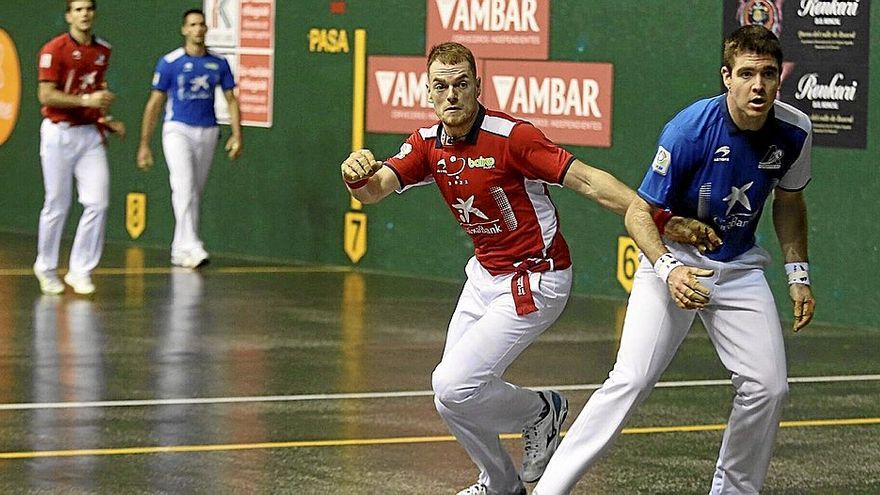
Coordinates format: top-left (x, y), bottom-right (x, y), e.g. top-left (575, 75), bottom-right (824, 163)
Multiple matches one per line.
top-left (183, 62), bottom-right (193, 72)
top-left (758, 145), bottom-right (783, 169)
top-left (722, 181), bottom-right (754, 215)
top-left (467, 155), bottom-right (495, 169)
top-left (437, 156), bottom-right (468, 185)
top-left (713, 145), bottom-right (731, 162)
top-left (95, 54), bottom-right (106, 66)
top-left (189, 74), bottom-right (211, 92)
top-left (452, 195), bottom-right (489, 223)
top-left (39, 53), bottom-right (52, 69)
top-left (79, 70), bottom-right (97, 90)
top-left (651, 146), bottom-right (670, 175)
top-left (72, 50), bottom-right (81, 60)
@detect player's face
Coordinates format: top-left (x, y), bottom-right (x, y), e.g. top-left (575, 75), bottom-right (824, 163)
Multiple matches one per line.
top-left (181, 13), bottom-right (208, 46)
top-left (427, 60), bottom-right (481, 135)
top-left (722, 51), bottom-right (780, 130)
top-left (65, 1), bottom-right (96, 33)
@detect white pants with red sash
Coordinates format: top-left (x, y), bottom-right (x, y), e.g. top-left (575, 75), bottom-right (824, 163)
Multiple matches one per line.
top-left (432, 256), bottom-right (572, 494)
top-left (36, 119), bottom-right (109, 276)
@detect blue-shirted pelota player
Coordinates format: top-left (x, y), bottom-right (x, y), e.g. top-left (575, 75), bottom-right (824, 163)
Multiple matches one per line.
top-left (137, 8), bottom-right (242, 268)
top-left (535, 26), bottom-right (815, 495)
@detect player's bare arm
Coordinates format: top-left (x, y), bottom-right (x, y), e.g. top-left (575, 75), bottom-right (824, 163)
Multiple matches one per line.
top-left (136, 90), bottom-right (167, 170)
top-left (38, 81), bottom-right (114, 110)
top-left (772, 188), bottom-right (815, 331)
top-left (223, 89), bottom-right (243, 160)
top-left (626, 197), bottom-right (714, 310)
top-left (561, 159), bottom-right (636, 215)
top-left (340, 149), bottom-right (398, 204)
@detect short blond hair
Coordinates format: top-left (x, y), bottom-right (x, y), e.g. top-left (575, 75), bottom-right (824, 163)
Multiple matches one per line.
top-left (426, 42), bottom-right (477, 78)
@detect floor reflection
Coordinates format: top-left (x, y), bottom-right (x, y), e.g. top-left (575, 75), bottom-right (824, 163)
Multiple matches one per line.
top-left (149, 269), bottom-right (210, 493)
top-left (29, 295), bottom-right (105, 490)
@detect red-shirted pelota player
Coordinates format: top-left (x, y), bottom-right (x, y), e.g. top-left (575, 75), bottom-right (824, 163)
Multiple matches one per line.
top-left (340, 42), bottom-right (672, 495)
top-left (33, 0), bottom-right (125, 295)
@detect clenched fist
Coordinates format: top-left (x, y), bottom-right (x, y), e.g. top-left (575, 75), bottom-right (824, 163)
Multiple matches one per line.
top-left (341, 149), bottom-right (383, 185)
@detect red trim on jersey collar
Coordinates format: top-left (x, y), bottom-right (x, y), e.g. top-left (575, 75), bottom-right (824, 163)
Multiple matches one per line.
top-left (434, 105), bottom-right (486, 149)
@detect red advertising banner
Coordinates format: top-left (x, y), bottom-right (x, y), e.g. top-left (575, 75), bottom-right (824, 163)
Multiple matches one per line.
top-left (366, 56), bottom-right (437, 134)
top-left (425, 0), bottom-right (550, 60)
top-left (239, 0), bottom-right (274, 50)
top-left (481, 60), bottom-right (614, 147)
top-left (237, 53), bottom-right (273, 126)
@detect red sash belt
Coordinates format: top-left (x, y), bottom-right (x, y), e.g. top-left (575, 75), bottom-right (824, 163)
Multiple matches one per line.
top-left (511, 258), bottom-right (555, 316)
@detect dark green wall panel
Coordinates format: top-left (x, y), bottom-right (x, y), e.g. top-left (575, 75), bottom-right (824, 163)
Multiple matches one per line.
top-left (1, 1), bottom-right (877, 328)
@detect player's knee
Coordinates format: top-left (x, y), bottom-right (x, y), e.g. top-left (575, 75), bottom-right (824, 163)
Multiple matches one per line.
top-left (740, 376), bottom-right (788, 406)
top-left (431, 365), bottom-right (478, 406)
top-left (608, 367), bottom-right (655, 395)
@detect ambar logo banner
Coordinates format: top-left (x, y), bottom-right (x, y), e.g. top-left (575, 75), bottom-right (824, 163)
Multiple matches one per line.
top-left (481, 60), bottom-right (614, 147)
top-left (426, 0), bottom-right (550, 60)
top-left (367, 56), bottom-right (439, 134)
top-left (0, 29), bottom-right (21, 146)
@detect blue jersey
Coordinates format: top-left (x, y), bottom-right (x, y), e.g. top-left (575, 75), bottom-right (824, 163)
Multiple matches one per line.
top-left (638, 95), bottom-right (811, 262)
top-left (152, 47), bottom-right (236, 127)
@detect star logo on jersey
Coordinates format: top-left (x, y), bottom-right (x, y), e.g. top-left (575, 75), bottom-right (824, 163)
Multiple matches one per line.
top-left (189, 75), bottom-right (210, 92)
top-left (452, 196), bottom-right (489, 224)
top-left (758, 145), bottom-right (783, 169)
top-left (79, 71), bottom-right (97, 89)
top-left (722, 181), bottom-right (753, 215)
top-left (713, 146), bottom-right (731, 162)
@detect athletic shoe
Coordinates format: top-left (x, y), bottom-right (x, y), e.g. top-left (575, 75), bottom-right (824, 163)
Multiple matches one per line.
top-left (522, 389), bottom-right (568, 483)
top-left (33, 264), bottom-right (64, 295)
top-left (63, 272), bottom-right (95, 295)
top-left (455, 483), bottom-right (526, 495)
top-left (171, 248), bottom-right (210, 269)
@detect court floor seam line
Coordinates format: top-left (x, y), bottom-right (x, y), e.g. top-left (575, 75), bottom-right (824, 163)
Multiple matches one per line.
top-left (0, 374), bottom-right (877, 411)
top-left (1, 417), bottom-right (877, 459)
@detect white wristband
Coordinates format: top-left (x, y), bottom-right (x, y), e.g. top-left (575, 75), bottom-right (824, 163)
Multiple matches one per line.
top-left (784, 262), bottom-right (810, 286)
top-left (653, 253), bottom-right (683, 283)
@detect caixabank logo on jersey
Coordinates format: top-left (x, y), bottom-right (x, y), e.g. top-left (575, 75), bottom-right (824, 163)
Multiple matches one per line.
top-left (367, 0), bottom-right (615, 147)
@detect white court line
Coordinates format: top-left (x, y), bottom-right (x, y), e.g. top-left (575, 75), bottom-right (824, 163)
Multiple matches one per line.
top-left (0, 374), bottom-right (877, 411)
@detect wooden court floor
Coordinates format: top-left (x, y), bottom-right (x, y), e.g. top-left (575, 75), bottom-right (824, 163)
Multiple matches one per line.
top-left (0, 232), bottom-right (877, 494)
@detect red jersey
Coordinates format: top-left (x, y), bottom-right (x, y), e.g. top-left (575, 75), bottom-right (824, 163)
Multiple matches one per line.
top-left (37, 33), bottom-right (111, 125)
top-left (385, 107), bottom-right (574, 275)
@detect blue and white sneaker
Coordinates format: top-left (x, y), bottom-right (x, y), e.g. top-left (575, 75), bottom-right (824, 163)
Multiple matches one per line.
top-left (455, 482), bottom-right (526, 495)
top-left (522, 389), bottom-right (568, 483)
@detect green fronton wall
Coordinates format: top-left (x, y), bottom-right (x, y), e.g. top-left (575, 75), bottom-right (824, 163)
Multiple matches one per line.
top-left (0, 1), bottom-right (877, 327)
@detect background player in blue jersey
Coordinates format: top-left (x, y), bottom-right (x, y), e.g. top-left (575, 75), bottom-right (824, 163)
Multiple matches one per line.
top-left (136, 8), bottom-right (242, 268)
top-left (535, 26), bottom-right (815, 495)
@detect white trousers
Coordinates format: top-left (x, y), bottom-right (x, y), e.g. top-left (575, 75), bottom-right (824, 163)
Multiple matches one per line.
top-left (36, 119), bottom-right (109, 276)
top-left (432, 256), bottom-right (572, 494)
top-left (161, 121), bottom-right (218, 257)
top-left (535, 244), bottom-right (788, 495)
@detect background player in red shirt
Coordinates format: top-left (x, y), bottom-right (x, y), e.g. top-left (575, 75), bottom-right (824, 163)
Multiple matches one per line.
top-left (340, 42), bottom-right (717, 495)
top-left (33, 0), bottom-right (125, 295)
